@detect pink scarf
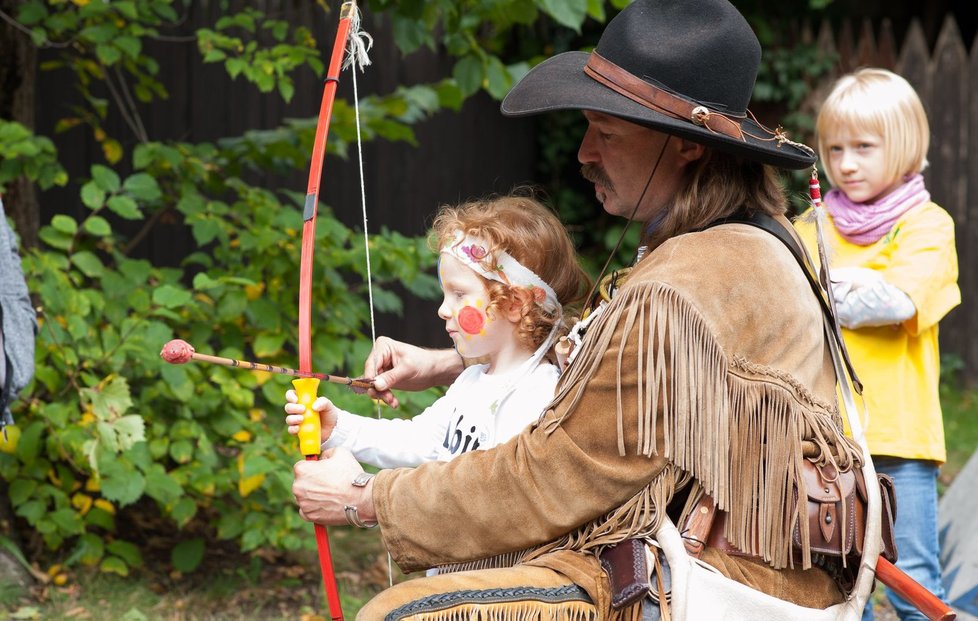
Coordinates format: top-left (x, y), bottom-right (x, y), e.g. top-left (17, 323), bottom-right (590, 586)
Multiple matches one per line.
top-left (825, 174), bottom-right (930, 245)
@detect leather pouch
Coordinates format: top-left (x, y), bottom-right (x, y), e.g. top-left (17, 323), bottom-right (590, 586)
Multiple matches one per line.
top-left (871, 473), bottom-right (899, 563)
top-left (600, 538), bottom-right (650, 610)
top-left (793, 459), bottom-right (861, 557)
top-left (792, 460), bottom-right (898, 563)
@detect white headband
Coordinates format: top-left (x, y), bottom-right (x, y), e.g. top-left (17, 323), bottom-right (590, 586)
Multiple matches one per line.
top-left (440, 232), bottom-right (561, 315)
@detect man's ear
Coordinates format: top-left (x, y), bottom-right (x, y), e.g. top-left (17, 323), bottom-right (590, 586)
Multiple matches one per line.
top-left (676, 139), bottom-right (705, 165)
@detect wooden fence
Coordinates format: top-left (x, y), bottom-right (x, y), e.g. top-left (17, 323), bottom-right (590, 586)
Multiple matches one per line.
top-left (794, 16), bottom-right (978, 382)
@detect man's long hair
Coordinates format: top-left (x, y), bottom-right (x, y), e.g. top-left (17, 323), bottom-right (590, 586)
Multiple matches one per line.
top-left (643, 149), bottom-right (787, 250)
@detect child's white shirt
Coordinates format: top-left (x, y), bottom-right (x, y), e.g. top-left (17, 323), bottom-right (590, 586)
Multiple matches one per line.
top-left (322, 359), bottom-right (560, 469)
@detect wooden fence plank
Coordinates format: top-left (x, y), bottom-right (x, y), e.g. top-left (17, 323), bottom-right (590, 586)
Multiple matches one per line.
top-left (856, 19), bottom-right (877, 68)
top-left (897, 20), bottom-right (931, 99)
top-left (837, 20), bottom-right (857, 72)
top-left (967, 34), bottom-right (978, 381)
top-left (877, 19), bottom-right (898, 70)
top-left (928, 16), bottom-right (970, 373)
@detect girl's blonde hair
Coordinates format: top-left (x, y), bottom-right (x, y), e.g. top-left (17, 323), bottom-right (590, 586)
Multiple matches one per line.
top-left (815, 68), bottom-right (930, 187)
top-left (430, 191), bottom-right (591, 350)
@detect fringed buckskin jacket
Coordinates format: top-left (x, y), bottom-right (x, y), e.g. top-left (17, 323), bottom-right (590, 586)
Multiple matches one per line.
top-left (373, 217), bottom-right (863, 614)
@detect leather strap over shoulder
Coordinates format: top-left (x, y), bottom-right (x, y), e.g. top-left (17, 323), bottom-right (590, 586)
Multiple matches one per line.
top-left (703, 211), bottom-right (863, 392)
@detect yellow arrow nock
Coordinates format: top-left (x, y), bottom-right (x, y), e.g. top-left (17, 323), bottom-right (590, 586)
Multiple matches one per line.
top-left (292, 377), bottom-right (322, 457)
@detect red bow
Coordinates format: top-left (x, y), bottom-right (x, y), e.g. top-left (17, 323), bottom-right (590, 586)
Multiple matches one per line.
top-left (294, 3), bottom-right (361, 619)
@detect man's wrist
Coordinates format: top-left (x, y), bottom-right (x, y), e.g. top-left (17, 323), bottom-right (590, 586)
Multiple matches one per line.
top-left (344, 471), bottom-right (377, 528)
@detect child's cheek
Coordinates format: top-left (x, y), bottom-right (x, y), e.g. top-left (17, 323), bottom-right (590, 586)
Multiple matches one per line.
top-left (458, 305), bottom-right (486, 335)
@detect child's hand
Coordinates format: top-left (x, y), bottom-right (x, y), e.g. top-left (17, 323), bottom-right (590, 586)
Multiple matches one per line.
top-left (284, 389), bottom-right (339, 444)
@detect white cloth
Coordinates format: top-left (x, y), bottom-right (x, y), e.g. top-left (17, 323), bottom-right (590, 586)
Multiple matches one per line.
top-left (323, 360), bottom-right (560, 469)
top-left (441, 232), bottom-right (561, 315)
top-left (829, 266), bottom-right (916, 329)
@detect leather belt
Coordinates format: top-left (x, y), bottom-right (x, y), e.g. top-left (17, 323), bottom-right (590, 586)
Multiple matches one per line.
top-left (583, 52), bottom-right (746, 141)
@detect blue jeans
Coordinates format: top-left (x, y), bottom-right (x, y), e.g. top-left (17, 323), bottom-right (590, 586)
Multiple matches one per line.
top-left (862, 457), bottom-right (947, 621)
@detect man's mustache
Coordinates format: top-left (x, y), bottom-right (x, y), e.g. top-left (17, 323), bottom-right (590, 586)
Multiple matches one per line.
top-left (581, 164), bottom-right (613, 192)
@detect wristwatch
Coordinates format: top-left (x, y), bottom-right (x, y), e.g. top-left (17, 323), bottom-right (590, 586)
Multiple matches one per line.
top-left (345, 472), bottom-right (377, 528)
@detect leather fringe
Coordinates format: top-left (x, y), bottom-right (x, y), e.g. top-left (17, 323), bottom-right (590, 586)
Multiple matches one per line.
top-left (537, 282), bottom-right (862, 570)
top-left (436, 551), bottom-right (528, 574)
top-left (396, 600), bottom-right (597, 621)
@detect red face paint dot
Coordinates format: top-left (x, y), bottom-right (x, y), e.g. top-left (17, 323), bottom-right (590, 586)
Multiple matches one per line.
top-left (458, 306), bottom-right (486, 335)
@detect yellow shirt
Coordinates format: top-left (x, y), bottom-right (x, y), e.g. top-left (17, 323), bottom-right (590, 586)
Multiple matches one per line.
top-left (794, 202), bottom-right (960, 462)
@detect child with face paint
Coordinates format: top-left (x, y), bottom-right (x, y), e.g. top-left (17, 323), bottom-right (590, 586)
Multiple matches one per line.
top-left (283, 194), bottom-right (590, 469)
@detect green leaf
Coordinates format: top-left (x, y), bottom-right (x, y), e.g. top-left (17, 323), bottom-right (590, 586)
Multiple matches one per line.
top-left (113, 415), bottom-right (145, 451)
top-left (100, 555), bottom-right (130, 576)
top-left (485, 57), bottom-right (512, 100)
top-left (15, 500), bottom-right (45, 525)
top-left (152, 284), bottom-right (192, 309)
top-left (252, 333), bottom-right (285, 358)
top-left (169, 439), bottom-right (194, 464)
top-left (81, 181), bottom-right (106, 209)
top-left (91, 164), bottom-right (121, 192)
top-left (81, 376), bottom-right (133, 420)
top-left (107, 540), bottom-right (143, 568)
top-left (9, 479), bottom-right (37, 506)
top-left (100, 464), bottom-right (145, 506)
top-left (105, 195), bottom-right (142, 220)
top-left (537, 0), bottom-right (588, 30)
top-left (113, 1), bottom-right (138, 19)
top-left (170, 497), bottom-right (197, 528)
top-left (123, 173), bottom-right (162, 201)
top-left (17, 1), bottom-right (47, 26)
top-left (114, 36), bottom-right (141, 59)
top-left (15, 421), bottom-right (44, 464)
top-left (96, 44), bottom-right (122, 66)
top-left (192, 272), bottom-right (220, 290)
top-left (171, 538), bottom-right (205, 573)
top-left (452, 55), bottom-right (483, 98)
top-left (391, 16), bottom-right (431, 55)
top-left (225, 58), bottom-right (247, 79)
top-left (66, 533), bottom-right (105, 566)
top-left (51, 214), bottom-right (78, 235)
top-left (71, 251), bottom-right (105, 278)
top-left (83, 216), bottom-right (112, 236)
top-left (49, 508), bottom-right (85, 535)
top-left (278, 79), bottom-right (295, 102)
top-left (144, 465), bottom-right (182, 504)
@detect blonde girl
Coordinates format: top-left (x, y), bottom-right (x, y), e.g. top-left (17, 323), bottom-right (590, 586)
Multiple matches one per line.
top-left (794, 68), bottom-right (959, 621)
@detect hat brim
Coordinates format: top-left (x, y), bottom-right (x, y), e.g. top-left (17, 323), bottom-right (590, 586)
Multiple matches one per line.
top-left (501, 52), bottom-right (815, 170)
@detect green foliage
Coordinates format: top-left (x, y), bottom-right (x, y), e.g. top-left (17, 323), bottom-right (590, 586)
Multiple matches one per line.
top-left (0, 120), bottom-right (68, 193)
top-left (0, 0), bottom-right (522, 580)
top-left (4, 137), bottom-right (440, 575)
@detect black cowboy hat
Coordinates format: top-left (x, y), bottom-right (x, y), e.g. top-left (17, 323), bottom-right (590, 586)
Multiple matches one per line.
top-left (501, 0), bottom-right (815, 170)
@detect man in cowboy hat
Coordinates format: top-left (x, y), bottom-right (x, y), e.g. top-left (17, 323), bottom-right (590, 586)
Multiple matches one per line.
top-left (291, 0), bottom-right (871, 617)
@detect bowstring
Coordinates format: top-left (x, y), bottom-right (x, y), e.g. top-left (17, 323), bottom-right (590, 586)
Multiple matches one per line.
top-left (344, 5), bottom-right (393, 588)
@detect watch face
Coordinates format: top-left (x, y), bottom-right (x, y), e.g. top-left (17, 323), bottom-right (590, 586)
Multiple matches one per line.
top-left (353, 472), bottom-right (374, 487)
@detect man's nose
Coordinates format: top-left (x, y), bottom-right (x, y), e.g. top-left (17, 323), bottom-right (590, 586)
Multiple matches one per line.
top-left (578, 126), bottom-right (598, 164)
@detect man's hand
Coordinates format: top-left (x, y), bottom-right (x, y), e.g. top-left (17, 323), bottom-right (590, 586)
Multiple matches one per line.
top-left (284, 389), bottom-right (338, 444)
top-left (292, 447), bottom-right (375, 526)
top-left (363, 336), bottom-right (465, 408)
